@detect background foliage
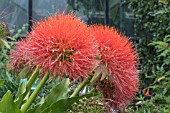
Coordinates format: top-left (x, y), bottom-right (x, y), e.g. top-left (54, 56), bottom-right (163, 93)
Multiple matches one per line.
top-left (125, 0), bottom-right (170, 112)
top-left (0, 23), bottom-right (28, 99)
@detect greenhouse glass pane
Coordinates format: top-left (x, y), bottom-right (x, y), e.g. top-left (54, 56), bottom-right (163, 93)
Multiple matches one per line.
top-left (109, 0), bottom-right (136, 37)
top-left (0, 0), bottom-right (28, 35)
top-left (32, 0), bottom-right (68, 21)
top-left (67, 0), bottom-right (105, 24)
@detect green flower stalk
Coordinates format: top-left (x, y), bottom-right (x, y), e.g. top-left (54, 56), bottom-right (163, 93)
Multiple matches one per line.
top-left (70, 76), bottom-right (92, 97)
top-left (21, 72), bottom-right (49, 113)
top-left (15, 66), bottom-right (39, 107)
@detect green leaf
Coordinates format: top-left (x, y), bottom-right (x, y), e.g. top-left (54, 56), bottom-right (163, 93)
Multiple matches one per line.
top-left (14, 82), bottom-right (27, 107)
top-left (15, 82), bottom-right (27, 99)
top-left (42, 93), bottom-right (97, 113)
top-left (0, 91), bottom-right (21, 113)
top-left (159, 48), bottom-right (170, 57)
top-left (46, 78), bottom-right (70, 103)
top-left (40, 107), bottom-right (50, 113)
top-left (18, 67), bottom-right (31, 79)
top-left (163, 84), bottom-right (170, 96)
top-left (145, 75), bottom-right (156, 79)
top-left (26, 105), bottom-right (40, 113)
top-left (34, 78), bottom-right (70, 113)
top-left (0, 38), bottom-right (11, 49)
top-left (149, 85), bottom-right (158, 89)
top-left (7, 36), bottom-right (16, 41)
top-left (158, 0), bottom-right (169, 4)
top-left (165, 35), bottom-right (170, 42)
top-left (0, 79), bottom-right (4, 87)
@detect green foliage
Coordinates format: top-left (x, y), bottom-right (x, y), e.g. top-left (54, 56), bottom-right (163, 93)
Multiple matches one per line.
top-left (68, 97), bottom-right (109, 113)
top-left (149, 35), bottom-right (170, 64)
top-left (0, 75), bottom-right (98, 113)
top-left (32, 78), bottom-right (70, 113)
top-left (12, 24), bottom-right (28, 40)
top-left (14, 82), bottom-right (27, 107)
top-left (0, 23), bottom-right (28, 99)
top-left (0, 79), bottom-right (4, 87)
top-left (44, 93), bottom-right (96, 113)
top-left (126, 0), bottom-right (170, 112)
top-left (0, 22), bottom-right (11, 50)
top-left (0, 91), bottom-right (21, 113)
top-left (0, 22), bottom-right (11, 56)
top-left (0, 69), bottom-right (19, 99)
top-left (126, 0), bottom-right (170, 39)
top-left (0, 39), bottom-right (19, 99)
top-left (0, 67), bottom-right (101, 113)
top-left (0, 22), bottom-right (10, 38)
top-left (0, 38), bottom-right (11, 49)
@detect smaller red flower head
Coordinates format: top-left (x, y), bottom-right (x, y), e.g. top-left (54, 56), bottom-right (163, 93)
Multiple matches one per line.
top-left (10, 14), bottom-right (99, 79)
top-left (90, 25), bottom-right (139, 110)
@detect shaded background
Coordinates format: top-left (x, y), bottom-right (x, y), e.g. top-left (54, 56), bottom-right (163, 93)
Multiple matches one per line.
top-left (0, 0), bottom-right (137, 39)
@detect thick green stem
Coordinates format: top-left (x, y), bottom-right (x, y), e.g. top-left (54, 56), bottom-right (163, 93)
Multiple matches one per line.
top-left (21, 72), bottom-right (49, 113)
top-left (23, 66), bottom-right (39, 99)
top-left (16, 67), bottom-right (39, 107)
top-left (70, 76), bottom-right (92, 98)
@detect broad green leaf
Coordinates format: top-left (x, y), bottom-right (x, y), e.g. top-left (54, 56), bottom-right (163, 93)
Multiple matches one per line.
top-left (46, 78), bottom-right (70, 103)
top-left (34, 78), bottom-right (70, 113)
top-left (0, 79), bottom-right (4, 87)
top-left (40, 107), bottom-right (50, 113)
top-left (26, 105), bottom-right (40, 113)
top-left (0, 91), bottom-right (21, 113)
top-left (42, 93), bottom-right (97, 113)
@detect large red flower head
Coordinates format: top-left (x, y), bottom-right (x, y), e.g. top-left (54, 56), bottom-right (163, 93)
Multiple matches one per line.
top-left (90, 25), bottom-right (139, 110)
top-left (10, 14), bottom-right (99, 79)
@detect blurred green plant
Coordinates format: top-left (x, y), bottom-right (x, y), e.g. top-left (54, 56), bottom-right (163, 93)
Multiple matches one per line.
top-left (0, 22), bottom-right (28, 99)
top-left (0, 22), bottom-right (18, 99)
top-left (0, 22), bottom-right (11, 50)
top-left (125, 0), bottom-right (170, 112)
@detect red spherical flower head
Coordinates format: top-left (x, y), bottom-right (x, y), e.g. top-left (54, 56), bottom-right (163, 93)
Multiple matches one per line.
top-left (21, 14), bottom-right (99, 79)
top-left (90, 25), bottom-right (139, 110)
